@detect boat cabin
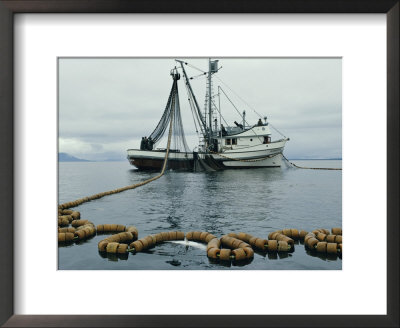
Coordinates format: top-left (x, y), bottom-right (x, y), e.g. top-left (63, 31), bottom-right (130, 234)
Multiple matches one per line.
top-left (214, 124), bottom-right (273, 151)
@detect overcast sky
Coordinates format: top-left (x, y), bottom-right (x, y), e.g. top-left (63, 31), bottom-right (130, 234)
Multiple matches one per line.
top-left (59, 58), bottom-right (341, 161)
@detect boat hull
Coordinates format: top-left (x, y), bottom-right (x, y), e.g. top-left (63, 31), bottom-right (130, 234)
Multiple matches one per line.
top-left (220, 153), bottom-right (282, 168)
top-left (128, 156), bottom-right (194, 171)
top-left (127, 139), bottom-right (287, 170)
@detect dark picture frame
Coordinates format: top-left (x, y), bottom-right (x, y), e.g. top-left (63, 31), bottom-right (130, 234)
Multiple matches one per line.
top-left (0, 1), bottom-right (398, 327)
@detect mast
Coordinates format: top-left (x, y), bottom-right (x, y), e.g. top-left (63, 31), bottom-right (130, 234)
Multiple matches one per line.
top-left (218, 86), bottom-right (222, 152)
top-left (176, 60), bottom-right (207, 137)
top-left (176, 59), bottom-right (219, 150)
top-left (208, 58), bottom-right (212, 147)
top-left (207, 59), bottom-right (219, 149)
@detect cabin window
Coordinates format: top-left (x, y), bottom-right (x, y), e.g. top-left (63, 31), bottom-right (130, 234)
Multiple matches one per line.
top-left (232, 138), bottom-right (237, 145)
top-left (250, 138), bottom-right (253, 142)
top-left (263, 136), bottom-right (271, 144)
top-left (225, 139), bottom-right (231, 145)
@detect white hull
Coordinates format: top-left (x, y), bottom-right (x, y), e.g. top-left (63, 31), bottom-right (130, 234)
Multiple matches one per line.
top-left (211, 139), bottom-right (286, 167)
top-left (221, 153), bottom-right (282, 167)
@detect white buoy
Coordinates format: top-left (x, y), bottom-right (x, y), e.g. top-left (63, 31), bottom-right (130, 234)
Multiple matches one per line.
top-left (167, 238), bottom-right (207, 250)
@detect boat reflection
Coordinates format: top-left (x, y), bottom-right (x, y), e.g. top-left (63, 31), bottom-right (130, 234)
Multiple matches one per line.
top-left (98, 251), bottom-right (129, 261)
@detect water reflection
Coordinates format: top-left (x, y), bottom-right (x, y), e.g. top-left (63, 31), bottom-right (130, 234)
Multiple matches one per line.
top-left (277, 252), bottom-right (290, 260)
top-left (232, 258), bottom-right (254, 267)
top-left (124, 168), bottom-right (290, 238)
top-left (58, 241), bottom-right (75, 248)
top-left (207, 257), bottom-right (254, 267)
top-left (305, 249), bottom-right (341, 261)
top-left (98, 251), bottom-right (129, 261)
top-left (166, 215), bottom-right (181, 229)
top-left (58, 236), bottom-right (96, 248)
top-left (208, 258), bottom-right (232, 267)
top-left (253, 248), bottom-right (294, 260)
top-left (166, 259), bottom-right (181, 267)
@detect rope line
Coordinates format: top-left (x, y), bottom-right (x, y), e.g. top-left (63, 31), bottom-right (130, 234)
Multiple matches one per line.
top-left (282, 154), bottom-right (342, 171)
top-left (268, 123), bottom-right (287, 139)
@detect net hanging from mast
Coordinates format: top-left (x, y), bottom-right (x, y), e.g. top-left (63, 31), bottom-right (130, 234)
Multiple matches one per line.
top-left (148, 70), bottom-right (190, 154)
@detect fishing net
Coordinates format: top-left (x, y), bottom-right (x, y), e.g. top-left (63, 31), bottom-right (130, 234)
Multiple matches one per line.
top-left (148, 76), bottom-right (191, 154)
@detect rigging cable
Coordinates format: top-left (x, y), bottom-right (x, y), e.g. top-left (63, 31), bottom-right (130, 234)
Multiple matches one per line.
top-left (282, 154), bottom-right (342, 171)
top-left (182, 62), bottom-right (288, 142)
top-left (185, 83), bottom-right (201, 137)
top-left (215, 75), bottom-right (264, 119)
top-left (183, 72), bottom-right (208, 140)
top-left (178, 61), bottom-right (207, 137)
top-left (216, 75), bottom-right (288, 139)
top-left (211, 98), bottom-right (229, 127)
top-left (183, 61), bottom-right (206, 73)
top-left (189, 72), bottom-right (207, 80)
top-left (269, 123), bottom-right (287, 139)
top-left (219, 86), bottom-right (264, 144)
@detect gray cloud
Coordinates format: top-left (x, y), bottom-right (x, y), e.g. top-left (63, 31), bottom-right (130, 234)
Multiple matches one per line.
top-left (59, 58), bottom-right (341, 160)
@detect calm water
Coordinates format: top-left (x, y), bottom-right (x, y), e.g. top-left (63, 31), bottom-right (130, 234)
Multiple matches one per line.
top-left (58, 160), bottom-right (342, 270)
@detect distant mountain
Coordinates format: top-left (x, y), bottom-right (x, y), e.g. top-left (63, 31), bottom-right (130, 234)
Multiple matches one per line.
top-left (58, 153), bottom-right (91, 162)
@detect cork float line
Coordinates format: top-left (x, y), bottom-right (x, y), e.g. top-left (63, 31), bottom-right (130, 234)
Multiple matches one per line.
top-left (126, 231), bottom-right (185, 254)
top-left (98, 231), bottom-right (138, 252)
top-left (228, 232), bottom-right (291, 252)
top-left (184, 231), bottom-right (254, 261)
top-left (58, 209), bottom-right (343, 262)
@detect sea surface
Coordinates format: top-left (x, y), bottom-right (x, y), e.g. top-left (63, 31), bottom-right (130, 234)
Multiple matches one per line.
top-left (58, 160), bottom-right (342, 270)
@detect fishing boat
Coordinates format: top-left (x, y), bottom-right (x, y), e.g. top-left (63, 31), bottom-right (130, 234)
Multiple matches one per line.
top-left (127, 59), bottom-right (289, 171)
